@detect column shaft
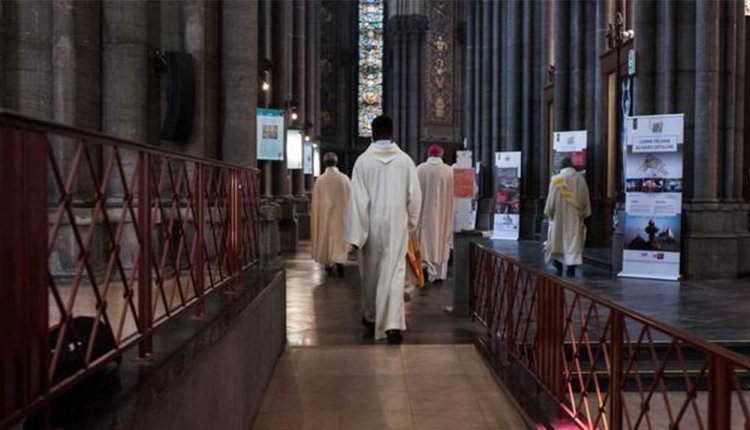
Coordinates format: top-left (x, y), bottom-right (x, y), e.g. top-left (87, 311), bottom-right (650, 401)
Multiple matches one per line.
top-left (693, 0), bottom-right (720, 200)
top-left (221, 0), bottom-right (258, 167)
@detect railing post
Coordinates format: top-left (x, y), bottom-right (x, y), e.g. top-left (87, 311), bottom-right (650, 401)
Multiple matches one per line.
top-left (228, 170), bottom-right (242, 290)
top-left (0, 128), bottom-right (49, 426)
top-left (609, 310), bottom-right (624, 430)
top-left (505, 264), bottom-right (516, 351)
top-left (138, 152), bottom-right (153, 358)
top-left (194, 164), bottom-right (205, 317)
top-left (708, 355), bottom-right (732, 430)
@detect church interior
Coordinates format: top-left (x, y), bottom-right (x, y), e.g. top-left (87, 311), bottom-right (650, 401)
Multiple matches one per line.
top-left (1, 1), bottom-right (750, 429)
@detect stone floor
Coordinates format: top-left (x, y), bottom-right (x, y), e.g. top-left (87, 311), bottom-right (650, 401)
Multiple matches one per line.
top-left (252, 345), bottom-right (527, 430)
top-left (285, 243), bottom-right (483, 346)
top-left (252, 242), bottom-right (527, 429)
top-left (482, 239), bottom-right (750, 343)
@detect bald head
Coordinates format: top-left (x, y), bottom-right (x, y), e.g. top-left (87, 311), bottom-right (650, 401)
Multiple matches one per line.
top-left (323, 152), bottom-right (338, 167)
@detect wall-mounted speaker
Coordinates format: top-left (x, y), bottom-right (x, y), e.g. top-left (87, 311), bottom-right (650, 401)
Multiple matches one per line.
top-left (159, 51), bottom-right (195, 142)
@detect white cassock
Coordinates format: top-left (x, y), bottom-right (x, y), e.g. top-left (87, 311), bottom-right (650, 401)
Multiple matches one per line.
top-left (416, 157), bottom-right (454, 282)
top-left (311, 166), bottom-right (352, 266)
top-left (543, 167), bottom-right (592, 266)
top-left (345, 141), bottom-right (422, 340)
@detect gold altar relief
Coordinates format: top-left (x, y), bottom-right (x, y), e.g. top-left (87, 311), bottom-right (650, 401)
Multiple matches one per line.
top-left (425, 1), bottom-right (454, 126)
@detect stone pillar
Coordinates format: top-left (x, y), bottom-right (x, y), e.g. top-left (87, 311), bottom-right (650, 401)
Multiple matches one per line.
top-left (291, 0), bottom-right (306, 196)
top-left (103, 0), bottom-right (149, 191)
top-left (463, 1), bottom-right (475, 153)
top-left (553, 1), bottom-right (569, 131)
top-left (489, 1), bottom-right (500, 154)
top-left (406, 16), bottom-right (426, 160)
top-left (259, 0), bottom-right (274, 198)
top-left (2, 1), bottom-right (53, 119)
top-left (634, 0), bottom-right (656, 115)
top-left (221, 0), bottom-right (258, 167)
top-left (183, 1), bottom-right (219, 159)
top-left (656, 0), bottom-right (676, 114)
top-left (693, 0), bottom-right (720, 201)
top-left (272, 0), bottom-right (292, 197)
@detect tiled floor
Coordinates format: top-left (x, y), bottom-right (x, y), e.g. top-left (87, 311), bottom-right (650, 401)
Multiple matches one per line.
top-left (253, 345), bottom-right (527, 430)
top-left (285, 243), bottom-right (483, 346)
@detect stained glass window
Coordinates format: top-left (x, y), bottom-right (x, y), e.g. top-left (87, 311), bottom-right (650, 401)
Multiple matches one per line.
top-left (358, 0), bottom-right (384, 137)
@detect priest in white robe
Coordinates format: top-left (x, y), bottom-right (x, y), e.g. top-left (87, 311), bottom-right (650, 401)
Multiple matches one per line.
top-left (544, 156), bottom-right (592, 277)
top-left (416, 144), bottom-right (454, 283)
top-left (345, 115), bottom-right (422, 343)
top-left (311, 152), bottom-right (351, 277)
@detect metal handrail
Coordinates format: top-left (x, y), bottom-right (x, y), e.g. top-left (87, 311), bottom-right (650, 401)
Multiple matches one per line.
top-left (471, 242), bottom-right (750, 369)
top-left (469, 241), bottom-right (750, 430)
top-left (0, 112), bottom-right (261, 429)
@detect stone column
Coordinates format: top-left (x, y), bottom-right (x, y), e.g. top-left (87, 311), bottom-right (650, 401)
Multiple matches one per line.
top-left (489, 1), bottom-right (499, 153)
top-left (305, 0), bottom-right (320, 193)
top-left (3, 1), bottom-right (53, 119)
top-left (472, 2), bottom-right (482, 167)
top-left (259, 0), bottom-right (274, 198)
top-left (272, 0), bottom-right (292, 197)
top-left (656, 0), bottom-right (676, 114)
top-left (505, 0), bottom-right (521, 151)
top-left (183, 1), bottom-right (219, 159)
top-left (406, 16), bottom-right (427, 160)
top-left (463, 1), bottom-right (475, 153)
top-left (553, 0), bottom-right (569, 131)
top-left (291, 0), bottom-right (306, 196)
top-left (221, 0), bottom-right (258, 167)
top-left (634, 0), bottom-right (656, 115)
top-left (103, 0), bottom-right (148, 194)
top-left (693, 0), bottom-right (720, 201)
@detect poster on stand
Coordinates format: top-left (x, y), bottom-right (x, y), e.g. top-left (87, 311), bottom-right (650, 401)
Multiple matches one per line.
top-left (257, 108), bottom-right (286, 161)
top-left (553, 130), bottom-right (587, 175)
top-left (453, 150), bottom-right (476, 232)
top-left (619, 114), bottom-right (684, 281)
top-left (492, 152), bottom-right (522, 240)
top-left (286, 129), bottom-right (303, 169)
top-left (303, 141), bottom-right (314, 174)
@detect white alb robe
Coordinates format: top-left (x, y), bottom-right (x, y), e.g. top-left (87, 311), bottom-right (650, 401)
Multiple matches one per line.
top-left (417, 157), bottom-right (454, 281)
top-left (543, 167), bottom-right (592, 266)
top-left (345, 141), bottom-right (422, 340)
top-left (311, 167), bottom-right (352, 266)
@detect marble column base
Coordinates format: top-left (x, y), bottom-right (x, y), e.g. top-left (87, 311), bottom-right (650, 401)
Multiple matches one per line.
top-left (294, 196), bottom-right (311, 241)
top-left (276, 197), bottom-right (299, 254)
top-left (259, 202), bottom-right (281, 268)
top-left (680, 201), bottom-right (749, 279)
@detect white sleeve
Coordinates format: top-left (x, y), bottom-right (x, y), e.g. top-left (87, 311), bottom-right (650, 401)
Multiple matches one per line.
top-left (345, 162), bottom-right (370, 248)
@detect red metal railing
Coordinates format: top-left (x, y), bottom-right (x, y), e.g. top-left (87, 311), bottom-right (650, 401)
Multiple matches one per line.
top-left (469, 242), bottom-right (750, 430)
top-left (0, 111), bottom-right (260, 428)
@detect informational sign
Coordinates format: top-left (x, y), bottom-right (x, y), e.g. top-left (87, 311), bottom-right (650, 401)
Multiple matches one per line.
top-left (553, 130), bottom-right (587, 175)
top-left (619, 114), bottom-right (684, 281)
top-left (257, 108), bottom-right (286, 161)
top-left (286, 129), bottom-right (303, 169)
top-left (492, 151), bottom-right (522, 240)
top-left (303, 141), bottom-right (314, 175)
top-left (453, 150), bottom-right (476, 232)
top-left (313, 145), bottom-right (321, 177)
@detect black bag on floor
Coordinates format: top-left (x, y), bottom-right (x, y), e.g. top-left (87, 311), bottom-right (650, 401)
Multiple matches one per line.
top-left (25, 316), bottom-right (122, 429)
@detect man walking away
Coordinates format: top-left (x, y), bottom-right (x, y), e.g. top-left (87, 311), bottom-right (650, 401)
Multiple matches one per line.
top-left (345, 116), bottom-right (422, 344)
top-left (311, 152), bottom-right (351, 277)
top-left (416, 144), bottom-right (454, 284)
top-left (544, 156), bottom-right (591, 277)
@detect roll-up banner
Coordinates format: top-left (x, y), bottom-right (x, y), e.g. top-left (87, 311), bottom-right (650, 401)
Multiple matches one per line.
top-left (553, 130), bottom-right (587, 175)
top-left (257, 108), bottom-right (286, 161)
top-left (303, 141), bottom-right (314, 175)
top-left (453, 150), bottom-right (476, 232)
top-left (619, 114), bottom-right (684, 281)
top-left (492, 151), bottom-right (521, 240)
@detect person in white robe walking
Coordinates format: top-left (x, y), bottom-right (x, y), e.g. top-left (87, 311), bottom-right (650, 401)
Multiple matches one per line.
top-left (544, 156), bottom-right (592, 277)
top-left (345, 116), bottom-right (422, 343)
top-left (416, 144), bottom-right (454, 283)
top-left (311, 152), bottom-right (351, 277)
